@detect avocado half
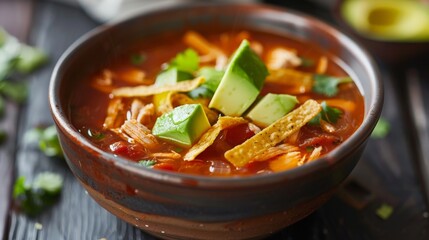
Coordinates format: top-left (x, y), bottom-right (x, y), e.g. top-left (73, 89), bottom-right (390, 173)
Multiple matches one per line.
top-left (341, 0), bottom-right (429, 41)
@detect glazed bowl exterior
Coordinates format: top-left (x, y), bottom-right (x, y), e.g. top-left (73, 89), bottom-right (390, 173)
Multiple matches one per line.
top-left (49, 2), bottom-right (383, 240)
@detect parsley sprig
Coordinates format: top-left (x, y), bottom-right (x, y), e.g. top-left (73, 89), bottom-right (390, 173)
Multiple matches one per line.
top-left (312, 74), bottom-right (353, 97)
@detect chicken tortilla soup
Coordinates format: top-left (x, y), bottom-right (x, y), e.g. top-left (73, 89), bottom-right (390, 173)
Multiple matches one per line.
top-left (69, 29), bottom-right (364, 176)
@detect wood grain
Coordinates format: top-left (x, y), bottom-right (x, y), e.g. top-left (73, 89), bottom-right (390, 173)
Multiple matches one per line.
top-left (0, 1), bottom-right (33, 239)
top-left (3, 0), bottom-right (429, 240)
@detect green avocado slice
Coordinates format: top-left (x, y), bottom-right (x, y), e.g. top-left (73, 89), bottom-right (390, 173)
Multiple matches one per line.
top-left (246, 93), bottom-right (298, 128)
top-left (341, 0), bottom-right (429, 41)
top-left (209, 40), bottom-right (268, 116)
top-left (152, 104), bottom-right (210, 147)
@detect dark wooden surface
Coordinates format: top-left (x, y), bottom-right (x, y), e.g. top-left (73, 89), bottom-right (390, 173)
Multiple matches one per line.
top-left (1, 0), bottom-right (429, 239)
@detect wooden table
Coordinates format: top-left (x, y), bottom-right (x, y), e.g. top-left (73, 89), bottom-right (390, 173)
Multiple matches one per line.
top-left (1, 1), bottom-right (429, 239)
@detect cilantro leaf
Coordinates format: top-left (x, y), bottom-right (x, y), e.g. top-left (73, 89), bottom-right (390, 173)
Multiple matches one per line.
top-left (130, 53), bottom-right (146, 66)
top-left (0, 96), bottom-right (5, 118)
top-left (15, 45), bottom-right (48, 73)
top-left (313, 74), bottom-right (353, 97)
top-left (33, 172), bottom-right (63, 194)
top-left (138, 159), bottom-right (156, 168)
top-left (187, 86), bottom-right (214, 99)
top-left (87, 129), bottom-right (105, 140)
top-left (13, 172), bottom-right (63, 216)
top-left (0, 81), bottom-right (28, 103)
top-left (309, 101), bottom-right (342, 125)
top-left (167, 48), bottom-right (199, 73)
top-left (0, 129), bottom-right (6, 144)
top-left (188, 67), bottom-right (224, 99)
top-left (24, 125), bottom-right (63, 158)
top-left (300, 57), bottom-right (315, 67)
top-left (371, 117), bottom-right (390, 139)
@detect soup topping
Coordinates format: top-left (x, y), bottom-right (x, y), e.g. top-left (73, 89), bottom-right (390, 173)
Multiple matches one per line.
top-left (70, 30), bottom-right (364, 176)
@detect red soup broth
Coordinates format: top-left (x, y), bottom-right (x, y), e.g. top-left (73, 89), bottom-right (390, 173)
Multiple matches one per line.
top-left (69, 29), bottom-right (364, 177)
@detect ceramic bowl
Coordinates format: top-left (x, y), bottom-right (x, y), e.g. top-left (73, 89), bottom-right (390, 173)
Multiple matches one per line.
top-left (49, 2), bottom-right (383, 240)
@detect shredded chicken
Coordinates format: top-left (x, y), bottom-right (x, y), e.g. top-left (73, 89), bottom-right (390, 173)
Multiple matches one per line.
top-left (307, 146), bottom-right (322, 162)
top-left (266, 48), bottom-right (302, 70)
top-left (120, 119), bottom-right (159, 150)
top-left (128, 100), bottom-right (156, 128)
top-left (104, 98), bottom-right (126, 129)
top-left (91, 69), bottom-right (114, 93)
top-left (320, 119), bottom-right (336, 133)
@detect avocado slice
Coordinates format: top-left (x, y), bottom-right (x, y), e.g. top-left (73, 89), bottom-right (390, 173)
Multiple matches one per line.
top-left (155, 67), bottom-right (194, 86)
top-left (341, 0), bottom-right (429, 41)
top-left (152, 104), bottom-right (210, 147)
top-left (246, 93), bottom-right (298, 128)
top-left (209, 40), bottom-right (269, 116)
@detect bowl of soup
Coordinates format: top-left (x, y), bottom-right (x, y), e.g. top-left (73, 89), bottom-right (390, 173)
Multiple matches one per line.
top-left (49, 2), bottom-right (382, 240)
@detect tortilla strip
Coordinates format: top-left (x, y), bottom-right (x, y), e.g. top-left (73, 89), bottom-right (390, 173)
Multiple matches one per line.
top-left (112, 76), bottom-right (204, 98)
top-left (183, 116), bottom-right (248, 161)
top-left (225, 99), bottom-right (322, 167)
top-left (266, 68), bottom-right (313, 94)
top-left (172, 93), bottom-right (219, 124)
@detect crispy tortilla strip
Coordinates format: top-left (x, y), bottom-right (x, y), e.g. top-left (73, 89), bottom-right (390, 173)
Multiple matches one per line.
top-left (184, 116), bottom-right (248, 161)
top-left (183, 31), bottom-right (227, 69)
top-left (225, 99), bottom-right (322, 167)
top-left (172, 93), bottom-right (219, 124)
top-left (120, 119), bottom-right (159, 151)
top-left (153, 91), bottom-right (174, 115)
top-left (112, 76), bottom-right (204, 98)
top-left (266, 69), bottom-right (313, 94)
top-left (252, 143), bottom-right (299, 162)
top-left (104, 98), bottom-right (126, 129)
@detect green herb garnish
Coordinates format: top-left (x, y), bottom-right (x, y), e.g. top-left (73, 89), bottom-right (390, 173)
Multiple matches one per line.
top-left (300, 57), bottom-right (315, 67)
top-left (0, 28), bottom-right (47, 79)
top-left (24, 125), bottom-right (63, 157)
top-left (13, 172), bottom-right (63, 216)
top-left (0, 129), bottom-right (7, 144)
top-left (167, 48), bottom-right (199, 73)
top-left (309, 101), bottom-right (342, 125)
top-left (188, 67), bottom-right (223, 99)
top-left (0, 81), bottom-right (28, 103)
top-left (138, 159), bottom-right (156, 168)
top-left (313, 74), bottom-right (353, 97)
top-left (0, 96), bottom-right (5, 117)
top-left (87, 129), bottom-right (105, 140)
top-left (376, 203), bottom-right (394, 220)
top-left (130, 53), bottom-right (146, 66)
top-left (371, 117), bottom-right (390, 139)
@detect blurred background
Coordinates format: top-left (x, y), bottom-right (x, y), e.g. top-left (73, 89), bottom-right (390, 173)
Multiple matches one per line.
top-left (1, 0), bottom-right (429, 239)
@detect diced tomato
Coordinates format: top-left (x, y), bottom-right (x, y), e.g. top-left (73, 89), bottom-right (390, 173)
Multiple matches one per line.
top-left (224, 124), bottom-right (255, 146)
top-left (109, 141), bottom-right (146, 160)
top-left (153, 162), bottom-right (176, 171)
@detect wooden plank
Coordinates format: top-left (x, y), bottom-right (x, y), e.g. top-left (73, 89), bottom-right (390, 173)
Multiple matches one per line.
top-left (0, 1), bottom-right (34, 239)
